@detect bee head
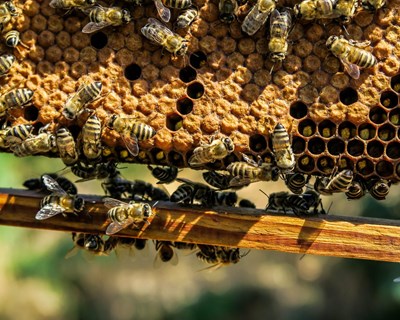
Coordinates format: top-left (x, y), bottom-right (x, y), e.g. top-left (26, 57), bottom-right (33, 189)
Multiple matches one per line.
top-left (219, 13), bottom-right (235, 24)
top-left (269, 52), bottom-right (286, 62)
top-left (75, 234), bottom-right (86, 248)
top-left (223, 137), bottom-right (234, 152)
top-left (325, 36), bottom-right (337, 49)
top-left (293, 4), bottom-right (301, 19)
top-left (271, 167), bottom-right (280, 181)
top-left (225, 192), bottom-right (238, 206)
top-left (6, 1), bottom-right (18, 16)
top-left (142, 203), bottom-right (152, 218)
top-left (107, 114), bottom-right (118, 129)
top-left (86, 0), bottom-right (96, 5)
top-left (85, 235), bottom-right (102, 250)
top-left (122, 9), bottom-right (132, 24)
top-left (5, 35), bottom-right (18, 47)
top-left (74, 197), bottom-right (85, 212)
top-left (176, 42), bottom-right (188, 56)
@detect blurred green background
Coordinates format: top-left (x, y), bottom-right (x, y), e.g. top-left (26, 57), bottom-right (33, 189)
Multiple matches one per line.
top-left (0, 153), bottom-right (399, 320)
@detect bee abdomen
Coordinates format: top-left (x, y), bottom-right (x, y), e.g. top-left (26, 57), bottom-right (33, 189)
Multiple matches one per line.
top-left (131, 123), bottom-right (156, 140)
top-left (163, 0), bottom-right (191, 9)
top-left (0, 53), bottom-right (15, 75)
top-left (3, 88), bottom-right (34, 108)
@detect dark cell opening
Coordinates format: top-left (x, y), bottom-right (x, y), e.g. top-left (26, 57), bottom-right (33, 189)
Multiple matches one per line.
top-left (347, 139), bottom-right (365, 157)
top-left (339, 87), bottom-right (358, 105)
top-left (249, 134), bottom-right (267, 153)
top-left (327, 138), bottom-right (345, 155)
top-left (32, 122), bottom-right (44, 135)
top-left (376, 161), bottom-right (393, 178)
top-left (369, 106), bottom-right (387, 124)
top-left (318, 120), bottom-right (336, 138)
top-left (358, 123), bottom-right (376, 140)
top-left (390, 74), bottom-right (400, 93)
top-left (150, 148), bottom-right (167, 164)
top-left (298, 155), bottom-right (315, 172)
top-left (317, 156), bottom-right (335, 174)
top-left (176, 97), bottom-right (194, 115)
top-left (308, 137), bottom-right (325, 155)
top-left (223, 153), bottom-right (240, 167)
top-left (298, 119), bottom-right (316, 137)
top-left (377, 123), bottom-right (395, 141)
top-left (190, 51), bottom-right (207, 69)
top-left (206, 160), bottom-right (224, 170)
top-left (292, 136), bottom-right (306, 154)
top-left (124, 63), bottom-right (142, 81)
top-left (67, 125), bottom-right (81, 139)
top-left (386, 142), bottom-right (400, 159)
top-left (166, 113), bottom-right (183, 131)
top-left (356, 159), bottom-right (374, 176)
top-left (380, 90), bottom-right (398, 108)
top-left (90, 31), bottom-right (108, 49)
top-left (389, 108), bottom-right (400, 125)
top-left (338, 121), bottom-right (356, 140)
top-left (179, 66), bottom-right (197, 83)
top-left (366, 140), bottom-right (384, 158)
top-left (289, 101), bottom-right (308, 119)
top-left (24, 105), bottom-right (39, 121)
top-left (187, 82), bottom-right (205, 99)
top-left (168, 151), bottom-right (185, 167)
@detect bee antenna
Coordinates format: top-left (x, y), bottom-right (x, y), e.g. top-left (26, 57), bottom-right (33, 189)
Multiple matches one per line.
top-left (152, 201), bottom-right (159, 208)
top-left (326, 201), bottom-right (333, 214)
top-left (269, 63), bottom-right (275, 74)
top-left (259, 189), bottom-right (269, 199)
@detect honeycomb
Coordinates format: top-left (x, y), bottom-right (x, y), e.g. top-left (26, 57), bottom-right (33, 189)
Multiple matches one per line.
top-left (2, 0), bottom-right (400, 182)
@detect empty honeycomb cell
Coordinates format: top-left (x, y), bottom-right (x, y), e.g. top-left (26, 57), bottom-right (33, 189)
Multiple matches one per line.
top-left (317, 156), bottom-right (335, 174)
top-left (292, 136), bottom-right (306, 154)
top-left (369, 106), bottom-right (387, 124)
top-left (390, 74), bottom-right (400, 93)
top-left (378, 124), bottom-right (395, 141)
top-left (223, 153), bottom-right (240, 167)
top-left (376, 161), bottom-right (394, 178)
top-left (179, 67), bottom-right (197, 83)
top-left (347, 139), bottom-right (365, 157)
top-left (187, 82), bottom-right (205, 99)
top-left (380, 90), bottom-right (398, 108)
top-left (356, 159), bottom-right (374, 176)
top-left (166, 113), bottom-right (184, 131)
top-left (386, 142), bottom-right (400, 160)
top-left (249, 134), bottom-right (267, 153)
top-left (338, 121), bottom-right (357, 140)
top-left (177, 98), bottom-right (194, 115)
top-left (318, 120), bottom-right (336, 138)
top-left (124, 64), bottom-right (142, 81)
top-left (290, 101), bottom-right (308, 119)
top-left (358, 123), bottom-right (376, 140)
top-left (298, 155), bottom-right (315, 172)
top-left (327, 138), bottom-right (345, 156)
top-left (367, 140), bottom-right (384, 158)
top-left (389, 108), bottom-right (400, 125)
top-left (24, 105), bottom-right (39, 122)
top-left (298, 119), bottom-right (316, 137)
top-left (308, 137), bottom-right (325, 155)
top-left (339, 87), bottom-right (358, 105)
top-left (168, 151), bottom-right (185, 167)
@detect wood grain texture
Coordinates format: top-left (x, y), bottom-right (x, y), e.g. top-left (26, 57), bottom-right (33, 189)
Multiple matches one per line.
top-left (1, 188), bottom-right (400, 262)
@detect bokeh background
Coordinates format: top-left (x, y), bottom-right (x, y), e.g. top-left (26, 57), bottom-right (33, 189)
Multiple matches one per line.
top-left (0, 153), bottom-right (400, 320)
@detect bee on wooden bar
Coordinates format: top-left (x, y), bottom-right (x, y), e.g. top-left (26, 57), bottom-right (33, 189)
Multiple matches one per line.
top-left (81, 113), bottom-right (102, 161)
top-left (284, 173), bottom-right (310, 194)
top-left (104, 197), bottom-right (154, 235)
top-left (268, 9), bottom-right (292, 63)
top-left (175, 7), bottom-right (198, 29)
top-left (154, 241), bottom-right (179, 268)
top-left (141, 18), bottom-right (188, 57)
top-left (170, 183), bottom-right (196, 204)
top-left (241, 0), bottom-right (276, 36)
top-left (65, 233), bottom-right (112, 259)
top-left (101, 168), bottom-right (132, 199)
top-left (218, 0), bottom-right (238, 23)
top-left (57, 127), bottom-right (79, 166)
top-left (0, 53), bottom-right (15, 77)
top-left (130, 179), bottom-right (170, 201)
top-left (314, 169), bottom-right (353, 195)
top-left (62, 81), bottom-right (102, 120)
top-left (361, 0), bottom-right (385, 10)
top-left (82, 5), bottom-right (132, 33)
top-left (173, 241), bottom-right (197, 250)
top-left (0, 1), bottom-right (19, 30)
top-left (326, 35), bottom-right (377, 80)
top-left (148, 165), bottom-right (178, 184)
top-left (0, 88), bottom-right (34, 118)
top-left (23, 173), bottom-right (78, 195)
top-left (368, 179), bottom-right (390, 200)
top-left (107, 114), bottom-right (156, 157)
top-left (71, 161), bottom-right (115, 182)
top-left (12, 130), bottom-right (57, 157)
top-left (272, 123), bottom-right (295, 173)
top-left (36, 175), bottom-right (85, 220)
top-left (189, 136), bottom-right (234, 167)
top-left (203, 171), bottom-right (240, 190)
top-left (4, 123), bottom-right (33, 146)
top-left (266, 191), bottom-right (310, 216)
top-left (50, 0), bottom-right (96, 11)
top-left (238, 199), bottom-right (256, 208)
top-left (196, 245), bottom-right (248, 269)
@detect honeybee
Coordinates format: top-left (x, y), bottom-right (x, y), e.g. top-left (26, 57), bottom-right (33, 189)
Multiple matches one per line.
top-left (368, 179), bottom-right (390, 200)
top-left (101, 168), bottom-right (132, 199)
top-left (326, 36), bottom-right (377, 80)
top-left (4, 123), bottom-right (33, 146)
top-left (175, 7), bottom-right (198, 29)
top-left (57, 127), bottom-right (79, 166)
top-left (154, 241), bottom-right (178, 268)
top-left (218, 0), bottom-right (238, 23)
top-left (23, 173), bottom-right (78, 195)
top-left (36, 175), bottom-right (85, 220)
top-left (284, 173), bottom-right (310, 194)
top-left (241, 0), bottom-right (276, 36)
top-left (345, 179), bottom-right (366, 200)
top-left (12, 131), bottom-right (57, 157)
top-left (170, 183), bottom-right (198, 204)
top-left (0, 53), bottom-right (15, 76)
top-left (188, 136), bottom-right (235, 167)
top-left (107, 114), bottom-right (156, 157)
top-left (196, 245), bottom-right (248, 268)
top-left (71, 161), bottom-right (114, 182)
top-left (272, 123), bottom-right (295, 172)
top-left (82, 5), bottom-right (132, 33)
top-left (50, 0), bottom-right (97, 10)
top-left (333, 0), bottom-right (358, 23)
top-left (361, 0), bottom-right (385, 10)
top-left (0, 88), bottom-right (34, 118)
top-left (104, 197), bottom-right (154, 235)
top-left (62, 81), bottom-right (102, 120)
top-left (203, 171), bottom-right (240, 190)
top-left (293, 0), bottom-right (337, 20)
top-left (65, 233), bottom-right (112, 259)
top-left (227, 154), bottom-right (280, 187)
top-left (266, 191), bottom-right (310, 215)
top-left (268, 9), bottom-right (292, 63)
top-left (238, 199), bottom-right (256, 208)
top-left (0, 1), bottom-right (19, 30)
top-left (82, 113), bottom-right (102, 161)
top-left (148, 165), bottom-right (178, 184)
top-left (130, 179), bottom-right (170, 201)
top-left (314, 169), bottom-right (353, 195)
top-left (3, 30), bottom-right (29, 55)
top-left (141, 18), bottom-right (188, 57)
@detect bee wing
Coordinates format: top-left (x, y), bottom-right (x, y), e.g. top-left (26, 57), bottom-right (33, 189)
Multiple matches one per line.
top-left (348, 39), bottom-right (371, 48)
top-left (36, 204), bottom-right (65, 220)
top-left (341, 58), bottom-right (360, 79)
top-left (120, 132), bottom-right (139, 156)
top-left (82, 21), bottom-right (112, 34)
top-left (106, 217), bottom-right (134, 235)
top-left (49, 0), bottom-right (59, 8)
top-left (229, 176), bottom-right (258, 187)
top-left (64, 246), bottom-right (80, 259)
top-left (241, 153), bottom-right (259, 167)
top-left (42, 175), bottom-right (68, 195)
top-left (103, 197), bottom-right (128, 208)
top-left (154, 0), bottom-right (171, 23)
top-left (143, 18), bottom-right (175, 44)
top-left (153, 247), bottom-right (179, 269)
